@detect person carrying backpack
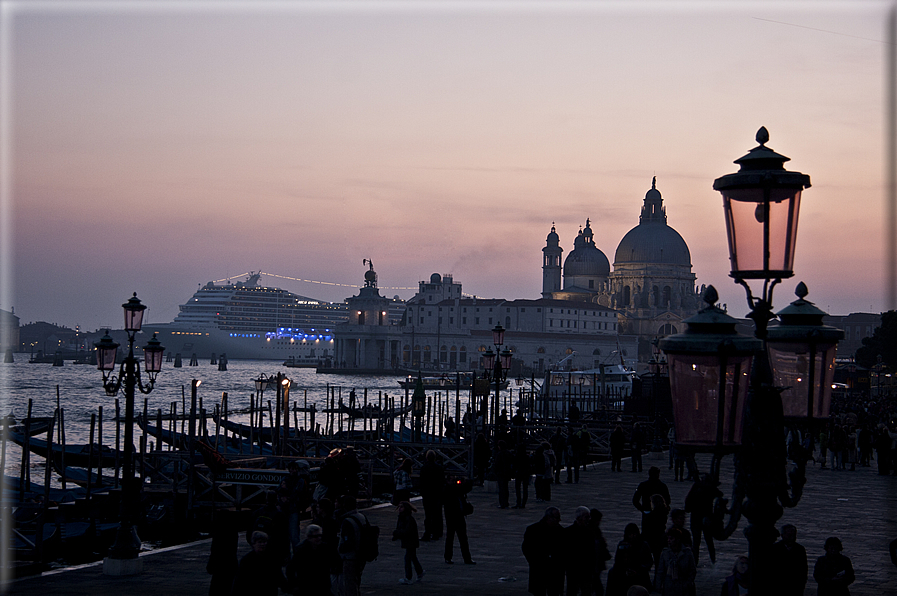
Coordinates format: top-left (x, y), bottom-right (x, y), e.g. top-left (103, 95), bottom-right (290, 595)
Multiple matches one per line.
top-left (336, 494), bottom-right (372, 596)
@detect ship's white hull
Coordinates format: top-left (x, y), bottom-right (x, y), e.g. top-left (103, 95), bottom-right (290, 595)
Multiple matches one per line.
top-left (145, 325), bottom-right (335, 361)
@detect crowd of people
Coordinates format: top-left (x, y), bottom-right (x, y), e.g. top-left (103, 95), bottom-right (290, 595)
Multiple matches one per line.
top-left (202, 400), bottom-right (897, 596)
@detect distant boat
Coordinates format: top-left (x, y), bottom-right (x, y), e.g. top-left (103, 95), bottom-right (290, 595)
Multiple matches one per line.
top-left (322, 402), bottom-right (413, 419)
top-left (397, 372), bottom-right (508, 391)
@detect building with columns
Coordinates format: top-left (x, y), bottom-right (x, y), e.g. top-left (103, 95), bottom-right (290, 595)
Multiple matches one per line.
top-left (333, 267), bottom-right (636, 374)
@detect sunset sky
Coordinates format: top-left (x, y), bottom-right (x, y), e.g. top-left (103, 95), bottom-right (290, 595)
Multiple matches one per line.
top-left (2, 1), bottom-right (893, 332)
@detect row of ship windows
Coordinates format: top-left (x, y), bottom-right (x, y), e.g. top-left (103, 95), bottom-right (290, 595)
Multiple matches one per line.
top-left (414, 316), bottom-right (613, 330)
top-left (413, 307), bottom-right (609, 317)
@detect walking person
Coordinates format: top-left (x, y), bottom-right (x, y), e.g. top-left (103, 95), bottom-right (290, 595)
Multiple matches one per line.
top-left (684, 473), bottom-right (722, 565)
top-left (513, 442), bottom-right (532, 508)
top-left (522, 507), bottom-right (564, 596)
top-left (418, 450), bottom-right (445, 541)
top-left (392, 501), bottom-right (425, 585)
top-left (813, 537), bottom-right (855, 596)
top-left (534, 441), bottom-right (556, 502)
top-left (444, 477), bottom-right (475, 565)
top-left (610, 425), bottom-right (626, 472)
top-left (493, 440), bottom-right (514, 509)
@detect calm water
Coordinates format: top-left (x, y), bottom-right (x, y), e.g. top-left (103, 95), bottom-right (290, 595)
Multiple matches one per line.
top-left (0, 356), bottom-right (461, 486)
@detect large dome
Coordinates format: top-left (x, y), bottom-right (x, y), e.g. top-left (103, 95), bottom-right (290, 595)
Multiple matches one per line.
top-left (614, 223), bottom-right (691, 266)
top-left (563, 218), bottom-right (610, 277)
top-left (614, 178), bottom-right (691, 267)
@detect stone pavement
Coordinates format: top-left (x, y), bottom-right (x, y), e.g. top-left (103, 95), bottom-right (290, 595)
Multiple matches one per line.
top-left (8, 452), bottom-right (897, 595)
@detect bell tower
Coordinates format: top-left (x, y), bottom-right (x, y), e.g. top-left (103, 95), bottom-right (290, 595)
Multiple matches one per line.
top-left (542, 223), bottom-right (563, 297)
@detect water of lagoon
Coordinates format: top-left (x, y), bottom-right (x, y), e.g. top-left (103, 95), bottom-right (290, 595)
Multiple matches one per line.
top-left (0, 357), bottom-right (475, 487)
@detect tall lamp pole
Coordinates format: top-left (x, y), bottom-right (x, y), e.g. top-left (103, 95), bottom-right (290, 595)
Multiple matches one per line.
top-left (94, 293), bottom-right (165, 575)
top-left (659, 128), bottom-right (843, 594)
top-left (482, 325), bottom-right (512, 441)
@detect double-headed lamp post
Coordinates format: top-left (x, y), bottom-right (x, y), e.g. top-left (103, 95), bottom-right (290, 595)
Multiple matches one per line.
top-left (94, 293), bottom-right (165, 575)
top-left (482, 325), bottom-right (512, 437)
top-left (659, 128), bottom-right (843, 594)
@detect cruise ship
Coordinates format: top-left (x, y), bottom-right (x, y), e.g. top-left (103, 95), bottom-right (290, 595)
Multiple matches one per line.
top-left (145, 273), bottom-right (348, 361)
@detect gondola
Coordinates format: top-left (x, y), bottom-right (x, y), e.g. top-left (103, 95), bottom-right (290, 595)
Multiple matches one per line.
top-left (8, 431), bottom-right (123, 469)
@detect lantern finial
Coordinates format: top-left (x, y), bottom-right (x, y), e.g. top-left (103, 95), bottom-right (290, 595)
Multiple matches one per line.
top-left (794, 281), bottom-right (808, 300)
top-left (703, 285), bottom-right (719, 307)
top-left (756, 126), bottom-right (769, 146)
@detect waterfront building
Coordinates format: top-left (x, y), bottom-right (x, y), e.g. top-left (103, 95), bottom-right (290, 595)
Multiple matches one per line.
top-left (333, 268), bottom-right (636, 374)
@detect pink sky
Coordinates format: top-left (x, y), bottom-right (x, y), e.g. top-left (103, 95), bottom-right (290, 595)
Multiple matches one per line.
top-left (2, 2), bottom-right (892, 330)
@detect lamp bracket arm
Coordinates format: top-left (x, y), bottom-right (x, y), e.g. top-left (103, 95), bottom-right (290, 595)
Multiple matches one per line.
top-left (133, 363), bottom-right (157, 395)
top-left (735, 278), bottom-right (756, 311)
top-left (711, 452), bottom-right (747, 541)
top-left (779, 458), bottom-right (808, 508)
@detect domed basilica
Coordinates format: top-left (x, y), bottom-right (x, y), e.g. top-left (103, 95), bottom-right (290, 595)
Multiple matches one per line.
top-left (542, 178), bottom-right (702, 359)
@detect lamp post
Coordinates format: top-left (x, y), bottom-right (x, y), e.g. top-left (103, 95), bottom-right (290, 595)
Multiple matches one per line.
top-left (659, 128), bottom-right (842, 594)
top-left (94, 293), bottom-right (164, 575)
top-left (482, 325), bottom-right (512, 440)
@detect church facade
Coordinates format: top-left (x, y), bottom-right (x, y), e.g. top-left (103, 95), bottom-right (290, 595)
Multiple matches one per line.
top-left (331, 179), bottom-right (699, 372)
top-left (543, 178), bottom-right (702, 360)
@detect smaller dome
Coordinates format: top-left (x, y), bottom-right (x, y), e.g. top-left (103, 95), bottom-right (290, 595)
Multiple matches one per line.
top-left (429, 273), bottom-right (442, 284)
top-left (546, 224), bottom-right (559, 243)
top-left (563, 219), bottom-right (610, 277)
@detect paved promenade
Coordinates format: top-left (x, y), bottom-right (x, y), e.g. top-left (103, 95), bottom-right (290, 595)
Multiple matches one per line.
top-left (8, 452), bottom-right (897, 595)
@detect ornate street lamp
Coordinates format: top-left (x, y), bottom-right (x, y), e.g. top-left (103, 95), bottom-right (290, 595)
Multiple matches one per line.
top-left (659, 129), bottom-right (840, 595)
top-left (94, 293), bottom-right (164, 575)
top-left (767, 282), bottom-right (843, 419)
top-left (660, 286), bottom-right (761, 451)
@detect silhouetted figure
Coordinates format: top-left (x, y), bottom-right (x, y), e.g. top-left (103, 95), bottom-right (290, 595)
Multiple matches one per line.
top-left (684, 473), bottom-right (722, 564)
top-left (443, 477), bottom-right (475, 565)
top-left (606, 523), bottom-right (653, 596)
top-left (654, 528), bottom-right (695, 596)
top-left (419, 450), bottom-right (445, 541)
top-left (720, 554), bottom-right (749, 596)
top-left (610, 425), bottom-right (626, 472)
top-left (286, 524), bottom-right (335, 596)
top-left (393, 501), bottom-right (424, 584)
top-left (813, 537), bottom-right (855, 596)
top-left (231, 531), bottom-right (285, 596)
top-left (206, 512), bottom-right (238, 595)
top-left (564, 506), bottom-right (596, 596)
top-left (771, 523), bottom-right (808, 596)
top-left (522, 507), bottom-right (564, 596)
